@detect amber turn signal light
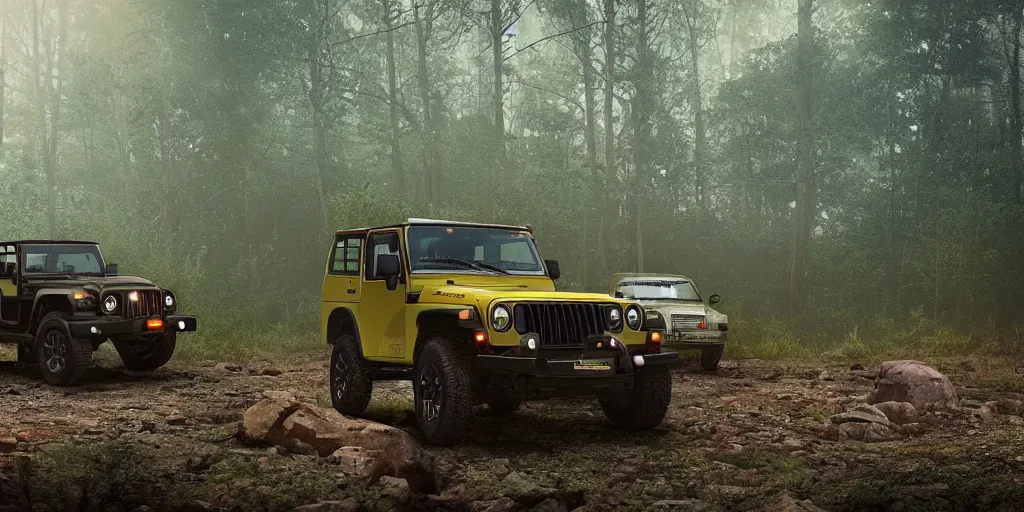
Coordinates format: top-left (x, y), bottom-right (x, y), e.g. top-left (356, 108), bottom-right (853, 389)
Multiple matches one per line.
top-left (72, 291), bottom-right (86, 300)
top-left (650, 331), bottom-right (662, 344)
top-left (459, 309), bottom-right (471, 321)
top-left (146, 319), bottom-right (164, 331)
top-left (474, 331), bottom-right (488, 348)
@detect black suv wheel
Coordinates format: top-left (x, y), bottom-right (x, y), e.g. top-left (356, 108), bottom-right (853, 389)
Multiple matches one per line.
top-left (330, 335), bottom-right (373, 417)
top-left (113, 333), bottom-right (177, 372)
top-left (415, 338), bottom-right (472, 445)
top-left (599, 364), bottom-right (672, 431)
top-left (35, 312), bottom-right (93, 387)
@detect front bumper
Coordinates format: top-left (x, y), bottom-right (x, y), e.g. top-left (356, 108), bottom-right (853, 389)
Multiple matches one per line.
top-left (477, 333), bottom-right (678, 379)
top-left (68, 315), bottom-right (198, 338)
top-left (664, 329), bottom-right (726, 342)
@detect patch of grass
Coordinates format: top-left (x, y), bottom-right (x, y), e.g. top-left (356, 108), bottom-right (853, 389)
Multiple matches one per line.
top-left (726, 317), bottom-right (818, 361)
top-left (174, 323), bottom-right (323, 363)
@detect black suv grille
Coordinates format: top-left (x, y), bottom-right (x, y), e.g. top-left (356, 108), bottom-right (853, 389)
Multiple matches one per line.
top-left (118, 290), bottom-right (163, 319)
top-left (512, 302), bottom-right (610, 348)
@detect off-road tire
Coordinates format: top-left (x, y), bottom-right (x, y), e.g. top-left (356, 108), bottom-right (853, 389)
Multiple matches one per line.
top-left (415, 338), bottom-right (473, 446)
top-left (35, 312), bottom-right (93, 387)
top-left (599, 364), bottom-right (672, 431)
top-left (330, 335), bottom-right (373, 417)
top-left (113, 333), bottom-right (177, 372)
top-left (701, 345), bottom-right (724, 371)
top-left (487, 392), bottom-right (523, 415)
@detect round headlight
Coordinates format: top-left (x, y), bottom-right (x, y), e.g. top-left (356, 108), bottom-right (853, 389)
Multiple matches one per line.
top-left (606, 306), bottom-right (622, 330)
top-left (492, 304), bottom-right (511, 332)
top-left (103, 295), bottom-right (117, 313)
top-left (164, 291), bottom-right (175, 308)
top-left (625, 305), bottom-right (642, 330)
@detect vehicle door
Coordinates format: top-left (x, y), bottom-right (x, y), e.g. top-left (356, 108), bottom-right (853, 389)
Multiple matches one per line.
top-left (323, 232), bottom-right (363, 304)
top-left (360, 229), bottom-right (407, 360)
top-left (0, 244), bottom-right (18, 323)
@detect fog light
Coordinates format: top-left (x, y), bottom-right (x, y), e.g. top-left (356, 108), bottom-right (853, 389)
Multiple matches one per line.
top-left (527, 337), bottom-right (537, 350)
top-left (90, 326), bottom-right (99, 335)
top-left (178, 321), bottom-right (186, 330)
top-left (609, 338), bottom-right (618, 348)
top-left (633, 355), bottom-right (645, 367)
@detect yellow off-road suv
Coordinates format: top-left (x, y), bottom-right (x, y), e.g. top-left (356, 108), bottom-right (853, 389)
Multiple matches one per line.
top-left (320, 219), bottom-right (678, 445)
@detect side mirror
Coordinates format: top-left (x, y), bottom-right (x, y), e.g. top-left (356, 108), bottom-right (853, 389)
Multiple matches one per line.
top-left (614, 291), bottom-right (624, 298)
top-left (709, 294), bottom-right (721, 305)
top-left (545, 259), bottom-right (560, 280)
top-left (105, 263), bottom-right (119, 276)
top-left (377, 254), bottom-right (401, 291)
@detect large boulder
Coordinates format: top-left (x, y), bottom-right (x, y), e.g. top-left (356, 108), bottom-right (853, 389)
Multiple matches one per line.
top-left (237, 398), bottom-right (436, 494)
top-left (867, 360), bottom-right (958, 411)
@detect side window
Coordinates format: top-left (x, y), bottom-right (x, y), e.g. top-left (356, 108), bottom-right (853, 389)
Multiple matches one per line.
top-left (330, 235), bottom-right (362, 276)
top-left (365, 232), bottom-right (403, 281)
top-left (0, 245), bottom-right (14, 278)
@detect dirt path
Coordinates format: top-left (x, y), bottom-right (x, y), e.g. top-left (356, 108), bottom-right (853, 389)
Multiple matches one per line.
top-left (2, 348), bottom-right (1024, 511)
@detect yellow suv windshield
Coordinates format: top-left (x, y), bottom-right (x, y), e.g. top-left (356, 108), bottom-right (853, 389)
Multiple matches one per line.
top-left (407, 226), bottom-right (545, 276)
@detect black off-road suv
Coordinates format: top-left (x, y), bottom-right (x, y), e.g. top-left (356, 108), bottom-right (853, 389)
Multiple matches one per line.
top-left (0, 240), bottom-right (197, 386)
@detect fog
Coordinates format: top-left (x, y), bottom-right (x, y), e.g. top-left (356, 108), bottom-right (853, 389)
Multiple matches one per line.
top-left (0, 0), bottom-right (1021, 354)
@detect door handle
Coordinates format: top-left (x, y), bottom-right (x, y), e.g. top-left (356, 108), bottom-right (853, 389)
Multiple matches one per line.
top-left (347, 289), bottom-right (356, 294)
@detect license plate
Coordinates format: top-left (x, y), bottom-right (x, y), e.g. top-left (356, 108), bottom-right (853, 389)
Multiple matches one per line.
top-left (574, 359), bottom-right (613, 372)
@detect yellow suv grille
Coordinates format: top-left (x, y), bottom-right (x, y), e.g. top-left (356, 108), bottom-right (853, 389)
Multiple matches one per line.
top-left (512, 302), bottom-right (611, 348)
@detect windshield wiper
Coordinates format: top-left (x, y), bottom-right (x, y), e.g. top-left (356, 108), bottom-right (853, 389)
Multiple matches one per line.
top-left (418, 257), bottom-right (510, 275)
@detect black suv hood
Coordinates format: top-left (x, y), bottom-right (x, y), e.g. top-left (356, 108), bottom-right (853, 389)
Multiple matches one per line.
top-left (27, 275), bottom-right (157, 290)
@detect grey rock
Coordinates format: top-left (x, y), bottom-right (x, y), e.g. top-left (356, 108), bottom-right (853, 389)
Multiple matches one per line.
top-left (873, 401), bottom-right (918, 425)
top-left (652, 500), bottom-right (713, 511)
top-left (531, 498), bottom-right (568, 512)
top-left (471, 497), bottom-right (522, 512)
top-left (500, 471), bottom-right (556, 502)
top-left (772, 493), bottom-right (827, 512)
top-left (292, 500), bottom-right (359, 512)
top-left (166, 415), bottom-right (189, 426)
top-left (867, 360), bottom-right (958, 410)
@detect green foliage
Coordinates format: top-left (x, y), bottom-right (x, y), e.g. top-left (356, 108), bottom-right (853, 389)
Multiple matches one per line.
top-left (0, 0), bottom-right (1020, 360)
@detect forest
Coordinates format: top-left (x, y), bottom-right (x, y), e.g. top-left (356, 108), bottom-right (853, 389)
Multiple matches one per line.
top-left (0, 0), bottom-right (1022, 360)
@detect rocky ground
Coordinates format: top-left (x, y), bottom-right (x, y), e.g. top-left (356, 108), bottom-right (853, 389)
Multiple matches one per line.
top-left (2, 345), bottom-right (1024, 512)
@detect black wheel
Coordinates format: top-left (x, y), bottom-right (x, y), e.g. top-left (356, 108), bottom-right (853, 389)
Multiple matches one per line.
top-left (35, 312), bottom-right (92, 387)
top-left (415, 338), bottom-right (472, 446)
top-left (487, 392), bottom-right (523, 415)
top-left (330, 335), bottom-right (373, 417)
top-left (113, 333), bottom-right (177, 372)
top-left (599, 364), bottom-right (672, 431)
top-left (701, 345), bottom-right (724, 371)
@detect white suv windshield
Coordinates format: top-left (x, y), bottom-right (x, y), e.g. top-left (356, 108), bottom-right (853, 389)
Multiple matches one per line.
top-left (617, 279), bottom-right (701, 301)
top-left (408, 226), bottom-right (545, 275)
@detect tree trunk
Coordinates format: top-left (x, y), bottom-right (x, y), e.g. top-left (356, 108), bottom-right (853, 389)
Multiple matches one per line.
top-left (633, 0), bottom-right (651, 273)
top-left (581, 37), bottom-right (602, 288)
top-left (1009, 8), bottom-right (1022, 205)
top-left (491, 0), bottom-right (507, 168)
top-left (789, 0), bottom-right (815, 318)
top-left (684, 7), bottom-right (708, 278)
top-left (384, 0), bottom-right (405, 198)
top-left (0, 20), bottom-right (6, 163)
top-left (601, 0), bottom-right (617, 274)
top-left (306, 0), bottom-right (333, 232)
top-left (414, 2), bottom-right (441, 204)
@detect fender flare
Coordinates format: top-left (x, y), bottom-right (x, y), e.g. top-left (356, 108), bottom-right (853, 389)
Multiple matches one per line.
top-left (326, 307), bottom-right (364, 358)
